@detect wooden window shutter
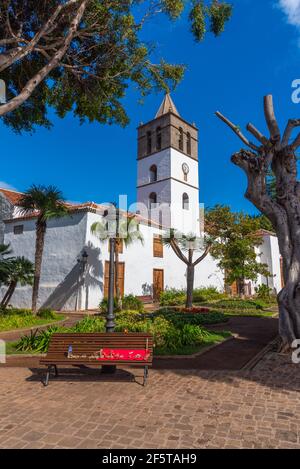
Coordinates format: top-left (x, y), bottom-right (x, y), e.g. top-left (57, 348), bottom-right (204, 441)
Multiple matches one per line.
top-left (153, 234), bottom-right (163, 258)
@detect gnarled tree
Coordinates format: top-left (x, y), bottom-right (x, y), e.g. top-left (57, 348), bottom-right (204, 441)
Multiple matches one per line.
top-left (216, 96), bottom-right (300, 349)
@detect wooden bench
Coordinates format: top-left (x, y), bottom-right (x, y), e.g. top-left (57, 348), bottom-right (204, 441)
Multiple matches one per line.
top-left (40, 332), bottom-right (153, 386)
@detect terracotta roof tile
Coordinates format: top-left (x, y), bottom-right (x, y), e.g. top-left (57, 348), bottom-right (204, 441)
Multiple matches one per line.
top-left (0, 188), bottom-right (23, 205)
top-left (0, 187), bottom-right (162, 228)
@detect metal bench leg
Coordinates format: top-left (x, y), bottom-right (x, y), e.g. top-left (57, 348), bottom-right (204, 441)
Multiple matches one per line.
top-left (143, 366), bottom-right (149, 387)
top-left (54, 365), bottom-right (58, 377)
top-left (43, 366), bottom-right (52, 387)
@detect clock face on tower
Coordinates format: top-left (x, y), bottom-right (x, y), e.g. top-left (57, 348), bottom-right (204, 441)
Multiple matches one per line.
top-left (182, 163), bottom-right (189, 175)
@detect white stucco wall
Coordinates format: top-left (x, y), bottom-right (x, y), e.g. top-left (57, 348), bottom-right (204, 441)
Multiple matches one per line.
top-left (254, 233), bottom-right (282, 294)
top-left (3, 211), bottom-right (88, 310)
top-left (2, 212), bottom-right (283, 311)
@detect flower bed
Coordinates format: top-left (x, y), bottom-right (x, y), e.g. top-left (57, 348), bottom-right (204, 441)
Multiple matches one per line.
top-left (178, 307), bottom-right (211, 314)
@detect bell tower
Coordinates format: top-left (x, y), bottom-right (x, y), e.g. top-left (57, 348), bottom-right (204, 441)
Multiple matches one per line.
top-left (136, 94), bottom-right (200, 234)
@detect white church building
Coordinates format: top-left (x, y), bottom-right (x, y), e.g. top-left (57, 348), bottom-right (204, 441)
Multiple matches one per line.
top-left (0, 95), bottom-right (283, 311)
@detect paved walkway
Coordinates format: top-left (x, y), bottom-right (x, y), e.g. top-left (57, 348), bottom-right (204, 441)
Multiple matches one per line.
top-left (0, 352), bottom-right (299, 449)
top-left (155, 316), bottom-right (279, 370)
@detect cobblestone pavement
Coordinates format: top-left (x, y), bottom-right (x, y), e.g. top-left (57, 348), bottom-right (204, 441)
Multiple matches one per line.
top-left (0, 352), bottom-right (299, 449)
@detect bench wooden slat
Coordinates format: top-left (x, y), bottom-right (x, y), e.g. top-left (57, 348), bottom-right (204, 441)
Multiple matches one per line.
top-left (40, 332), bottom-right (153, 386)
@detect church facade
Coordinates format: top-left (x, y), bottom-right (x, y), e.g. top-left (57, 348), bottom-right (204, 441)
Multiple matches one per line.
top-left (0, 95), bottom-right (283, 310)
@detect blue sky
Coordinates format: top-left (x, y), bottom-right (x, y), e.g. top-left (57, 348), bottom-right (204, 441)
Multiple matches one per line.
top-left (1, 0), bottom-right (300, 214)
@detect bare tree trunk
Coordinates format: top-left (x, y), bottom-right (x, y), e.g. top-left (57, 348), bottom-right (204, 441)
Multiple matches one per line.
top-left (185, 249), bottom-right (194, 308)
top-left (276, 251), bottom-right (300, 347)
top-left (186, 264), bottom-right (195, 308)
top-left (1, 283), bottom-right (13, 308)
top-left (2, 281), bottom-right (17, 308)
top-left (32, 222), bottom-right (46, 314)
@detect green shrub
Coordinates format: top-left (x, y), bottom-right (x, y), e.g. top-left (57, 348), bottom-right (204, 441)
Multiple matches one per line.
top-left (160, 286), bottom-right (227, 306)
top-left (152, 308), bottom-right (227, 326)
top-left (159, 289), bottom-right (186, 306)
top-left (0, 308), bottom-right (32, 317)
top-left (193, 286), bottom-right (226, 303)
top-left (72, 316), bottom-right (105, 333)
top-left (100, 295), bottom-right (144, 313)
top-left (16, 326), bottom-right (63, 353)
top-left (37, 309), bottom-right (57, 320)
top-left (255, 285), bottom-right (277, 303)
top-left (100, 297), bottom-right (119, 313)
top-left (122, 295), bottom-right (144, 312)
top-left (211, 299), bottom-right (265, 310)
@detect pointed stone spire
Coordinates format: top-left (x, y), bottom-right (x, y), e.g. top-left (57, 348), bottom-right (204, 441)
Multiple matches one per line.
top-left (155, 93), bottom-right (180, 118)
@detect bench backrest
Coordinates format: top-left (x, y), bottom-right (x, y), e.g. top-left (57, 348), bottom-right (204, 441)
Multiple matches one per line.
top-left (44, 332), bottom-right (153, 364)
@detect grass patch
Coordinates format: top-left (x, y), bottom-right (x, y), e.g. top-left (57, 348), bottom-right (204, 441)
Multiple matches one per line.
top-left (5, 341), bottom-right (44, 355)
top-left (223, 310), bottom-right (275, 318)
top-left (154, 330), bottom-right (232, 356)
top-left (0, 310), bottom-right (65, 332)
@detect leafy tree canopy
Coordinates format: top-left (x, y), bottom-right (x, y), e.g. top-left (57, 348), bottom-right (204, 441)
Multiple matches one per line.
top-left (205, 205), bottom-right (270, 286)
top-left (0, 0), bottom-right (232, 133)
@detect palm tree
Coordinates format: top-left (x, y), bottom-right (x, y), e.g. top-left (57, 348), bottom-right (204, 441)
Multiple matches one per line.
top-left (19, 185), bottom-right (68, 313)
top-left (163, 230), bottom-right (211, 308)
top-left (1, 257), bottom-right (34, 308)
top-left (91, 209), bottom-right (144, 310)
top-left (0, 243), bottom-right (14, 285)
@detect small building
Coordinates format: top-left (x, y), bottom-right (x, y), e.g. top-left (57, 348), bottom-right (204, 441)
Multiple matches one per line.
top-left (0, 96), bottom-right (283, 310)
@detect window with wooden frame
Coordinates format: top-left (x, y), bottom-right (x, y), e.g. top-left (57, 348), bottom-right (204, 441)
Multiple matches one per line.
top-left (13, 225), bottom-right (24, 235)
top-left (153, 234), bottom-right (163, 258)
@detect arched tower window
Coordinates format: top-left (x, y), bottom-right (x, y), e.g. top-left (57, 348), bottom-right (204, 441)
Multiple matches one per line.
top-left (186, 132), bottom-right (191, 155)
top-left (150, 165), bottom-right (157, 182)
top-left (147, 131), bottom-right (152, 154)
top-left (156, 127), bottom-right (162, 150)
top-left (149, 192), bottom-right (157, 209)
top-left (182, 193), bottom-right (189, 210)
top-left (179, 127), bottom-right (184, 151)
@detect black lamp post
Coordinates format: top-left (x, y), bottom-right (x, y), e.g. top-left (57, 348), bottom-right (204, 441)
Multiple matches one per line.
top-left (106, 237), bottom-right (116, 333)
top-left (101, 205), bottom-right (117, 374)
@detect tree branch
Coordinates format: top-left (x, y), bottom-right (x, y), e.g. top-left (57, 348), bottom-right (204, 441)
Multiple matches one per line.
top-left (215, 111), bottom-right (259, 151)
top-left (170, 239), bottom-right (189, 265)
top-left (246, 123), bottom-right (269, 145)
top-left (0, 0), bottom-right (81, 73)
top-left (0, 0), bottom-right (88, 117)
top-left (193, 245), bottom-right (210, 267)
top-left (291, 132), bottom-right (300, 151)
top-left (264, 95), bottom-right (281, 143)
top-left (282, 119), bottom-right (300, 147)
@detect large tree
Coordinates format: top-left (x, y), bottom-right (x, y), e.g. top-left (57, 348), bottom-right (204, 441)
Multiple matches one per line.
top-left (205, 205), bottom-right (270, 296)
top-left (19, 185), bottom-right (68, 313)
top-left (163, 230), bottom-right (210, 308)
top-left (0, 0), bottom-right (232, 132)
top-left (216, 96), bottom-right (300, 349)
